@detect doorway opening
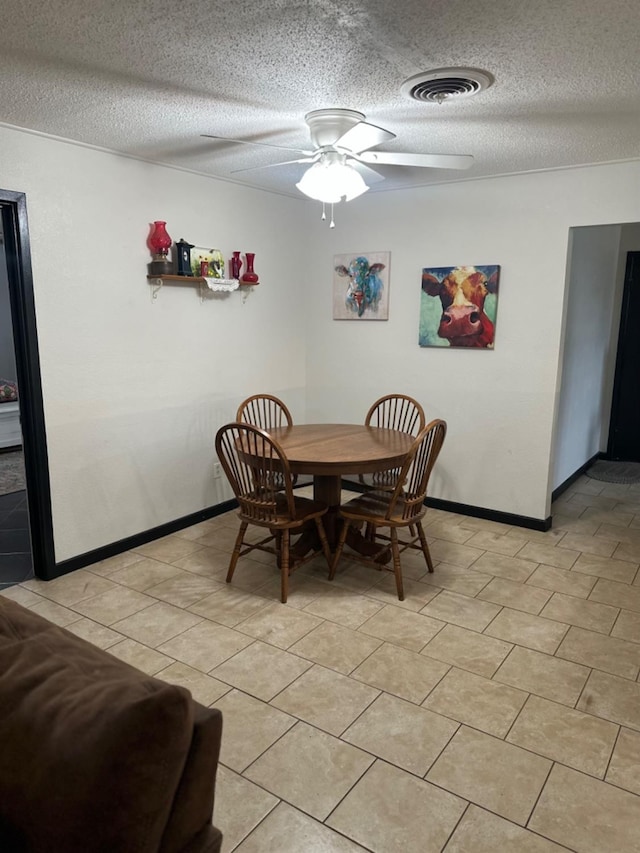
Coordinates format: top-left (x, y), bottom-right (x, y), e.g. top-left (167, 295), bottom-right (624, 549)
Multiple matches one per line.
top-left (607, 251), bottom-right (640, 462)
top-left (0, 190), bottom-right (55, 584)
top-left (0, 210), bottom-right (30, 586)
top-left (551, 222), bottom-right (640, 501)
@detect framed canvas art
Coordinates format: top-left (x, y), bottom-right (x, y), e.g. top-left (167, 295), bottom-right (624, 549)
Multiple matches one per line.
top-left (419, 265), bottom-right (500, 348)
top-left (333, 252), bottom-right (390, 320)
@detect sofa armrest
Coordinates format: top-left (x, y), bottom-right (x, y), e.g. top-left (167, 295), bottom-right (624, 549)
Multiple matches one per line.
top-left (160, 704), bottom-right (223, 853)
top-left (0, 597), bottom-right (223, 853)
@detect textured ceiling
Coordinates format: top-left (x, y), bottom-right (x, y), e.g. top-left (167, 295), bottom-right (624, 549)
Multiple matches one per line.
top-left (1, 0), bottom-right (639, 197)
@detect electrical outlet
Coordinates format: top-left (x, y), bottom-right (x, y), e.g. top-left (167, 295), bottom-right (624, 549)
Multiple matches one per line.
top-left (213, 462), bottom-right (222, 478)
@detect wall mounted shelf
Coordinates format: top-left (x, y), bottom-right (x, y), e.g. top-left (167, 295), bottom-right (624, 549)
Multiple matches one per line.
top-left (147, 275), bottom-right (259, 300)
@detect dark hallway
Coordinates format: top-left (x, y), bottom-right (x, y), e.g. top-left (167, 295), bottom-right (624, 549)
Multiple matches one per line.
top-left (0, 455), bottom-right (33, 589)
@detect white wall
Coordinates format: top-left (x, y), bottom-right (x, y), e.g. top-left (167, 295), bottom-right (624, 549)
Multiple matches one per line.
top-left (0, 125), bottom-right (313, 561)
top-left (4, 120), bottom-right (640, 559)
top-left (303, 162), bottom-right (640, 522)
top-left (552, 225), bottom-right (621, 489)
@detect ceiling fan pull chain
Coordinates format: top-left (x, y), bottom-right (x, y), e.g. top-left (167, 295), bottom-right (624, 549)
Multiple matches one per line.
top-left (321, 202), bottom-right (326, 221)
top-left (329, 204), bottom-right (335, 228)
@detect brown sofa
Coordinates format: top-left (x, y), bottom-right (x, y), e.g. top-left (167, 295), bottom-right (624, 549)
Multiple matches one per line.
top-left (0, 596), bottom-right (223, 853)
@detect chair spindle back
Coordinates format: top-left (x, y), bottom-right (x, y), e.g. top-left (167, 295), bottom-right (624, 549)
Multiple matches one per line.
top-left (236, 394), bottom-right (293, 430)
top-left (388, 419), bottom-right (447, 522)
top-left (365, 394), bottom-right (426, 436)
top-left (215, 423), bottom-right (295, 523)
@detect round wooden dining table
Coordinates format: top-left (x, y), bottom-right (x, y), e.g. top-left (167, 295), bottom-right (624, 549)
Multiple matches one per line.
top-left (268, 423), bottom-right (415, 552)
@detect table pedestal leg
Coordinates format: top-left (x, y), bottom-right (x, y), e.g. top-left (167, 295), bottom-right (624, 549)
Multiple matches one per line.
top-left (313, 475), bottom-right (342, 549)
top-left (286, 475), bottom-right (342, 563)
top-left (288, 474), bottom-right (391, 564)
top-left (315, 475), bottom-right (391, 563)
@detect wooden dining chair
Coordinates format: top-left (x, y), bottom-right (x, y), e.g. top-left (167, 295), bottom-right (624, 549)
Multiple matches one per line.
top-left (359, 394), bottom-right (426, 491)
top-left (329, 419), bottom-right (447, 600)
top-left (236, 394), bottom-right (293, 429)
top-left (215, 422), bottom-right (332, 603)
top-left (236, 393), bottom-right (309, 487)
top-left (366, 394), bottom-right (426, 435)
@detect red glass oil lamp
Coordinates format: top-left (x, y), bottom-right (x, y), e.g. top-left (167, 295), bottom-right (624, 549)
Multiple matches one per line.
top-left (148, 221), bottom-right (173, 275)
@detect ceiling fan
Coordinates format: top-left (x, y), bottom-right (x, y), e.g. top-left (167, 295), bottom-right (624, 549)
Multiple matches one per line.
top-left (202, 108), bottom-right (473, 218)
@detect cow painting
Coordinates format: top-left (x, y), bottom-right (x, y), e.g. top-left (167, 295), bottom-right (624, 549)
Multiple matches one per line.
top-left (333, 252), bottom-right (390, 320)
top-left (420, 265), bottom-right (500, 348)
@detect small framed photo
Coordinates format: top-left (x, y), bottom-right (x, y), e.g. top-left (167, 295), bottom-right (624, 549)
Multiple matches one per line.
top-left (191, 247), bottom-right (225, 278)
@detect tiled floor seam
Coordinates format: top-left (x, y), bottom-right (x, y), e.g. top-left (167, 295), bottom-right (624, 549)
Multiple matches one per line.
top-left (530, 760), bottom-right (640, 837)
top-left (321, 756), bottom-right (438, 844)
top-left (553, 648), bottom-right (640, 684)
top-left (500, 693), bottom-right (532, 742)
top-left (246, 737), bottom-right (376, 833)
top-left (269, 691), bottom-right (458, 782)
top-left (478, 604), bottom-right (507, 634)
top-left (601, 725), bottom-right (624, 783)
top-left (207, 637), bottom-right (290, 681)
top-left (521, 757), bottom-right (556, 829)
top-left (232, 611), bottom-right (327, 650)
top-left (295, 678), bottom-right (382, 739)
top-left (439, 801), bottom-right (472, 852)
top-left (608, 607), bottom-right (629, 641)
top-left (223, 794), bottom-right (280, 853)
top-left (284, 627), bottom-right (383, 677)
top-left (223, 715), bottom-right (299, 775)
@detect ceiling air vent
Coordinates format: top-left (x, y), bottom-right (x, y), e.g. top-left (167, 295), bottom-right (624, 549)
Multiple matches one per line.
top-left (401, 68), bottom-right (493, 104)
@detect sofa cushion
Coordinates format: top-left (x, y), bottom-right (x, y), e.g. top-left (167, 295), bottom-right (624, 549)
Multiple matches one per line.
top-left (0, 598), bottom-right (195, 853)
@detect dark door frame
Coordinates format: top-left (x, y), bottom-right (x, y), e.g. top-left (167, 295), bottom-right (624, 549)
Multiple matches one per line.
top-left (607, 251), bottom-right (640, 461)
top-left (1, 190), bottom-right (56, 579)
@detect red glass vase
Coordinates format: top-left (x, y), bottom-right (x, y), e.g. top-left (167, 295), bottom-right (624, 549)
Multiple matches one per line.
top-left (241, 252), bottom-right (259, 283)
top-left (230, 251), bottom-right (242, 279)
top-left (148, 221), bottom-right (172, 258)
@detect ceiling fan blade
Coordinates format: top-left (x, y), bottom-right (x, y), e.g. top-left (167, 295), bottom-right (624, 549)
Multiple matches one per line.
top-left (359, 151), bottom-right (474, 170)
top-left (201, 134), bottom-right (314, 156)
top-left (230, 157), bottom-right (316, 174)
top-left (334, 121), bottom-right (396, 154)
top-left (348, 160), bottom-right (386, 184)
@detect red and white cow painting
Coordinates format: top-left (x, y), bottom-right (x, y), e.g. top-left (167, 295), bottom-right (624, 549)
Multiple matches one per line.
top-left (420, 265), bottom-right (500, 348)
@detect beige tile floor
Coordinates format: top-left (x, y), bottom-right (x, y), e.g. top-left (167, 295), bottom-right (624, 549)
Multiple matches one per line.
top-left (5, 477), bottom-right (640, 851)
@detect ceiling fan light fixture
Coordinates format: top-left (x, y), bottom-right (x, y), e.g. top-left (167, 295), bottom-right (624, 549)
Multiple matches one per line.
top-left (296, 157), bottom-right (369, 204)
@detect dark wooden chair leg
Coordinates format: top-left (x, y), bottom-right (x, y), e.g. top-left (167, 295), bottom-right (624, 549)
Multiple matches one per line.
top-left (390, 527), bottom-right (404, 600)
top-left (314, 517), bottom-right (333, 568)
top-left (226, 522), bottom-right (248, 583)
top-left (280, 529), bottom-right (290, 603)
top-left (417, 520), bottom-right (434, 572)
top-left (329, 519), bottom-right (349, 580)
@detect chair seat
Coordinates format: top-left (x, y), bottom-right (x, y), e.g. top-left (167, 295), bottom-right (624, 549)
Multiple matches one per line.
top-left (290, 494), bottom-right (328, 519)
top-left (339, 490), bottom-right (424, 525)
top-left (240, 493), bottom-right (328, 527)
top-left (358, 470), bottom-right (399, 490)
